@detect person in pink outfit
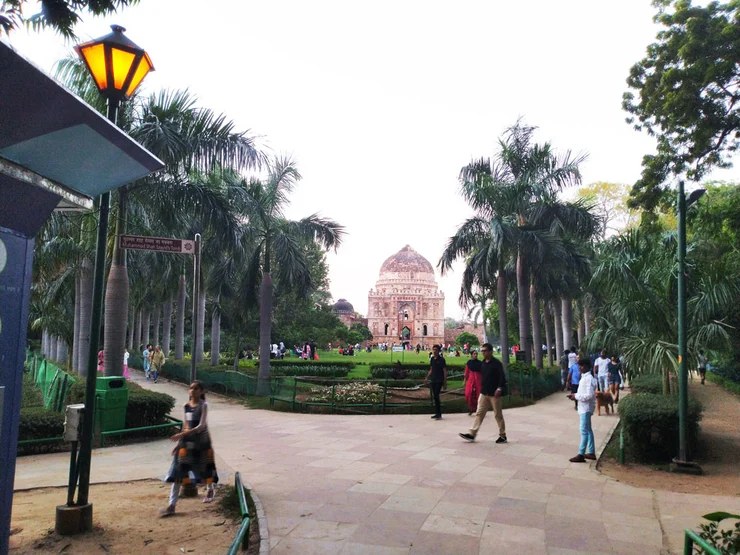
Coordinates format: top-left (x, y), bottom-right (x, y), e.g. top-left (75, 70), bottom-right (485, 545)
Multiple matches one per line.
top-left (123, 348), bottom-right (130, 379)
top-left (463, 350), bottom-right (483, 415)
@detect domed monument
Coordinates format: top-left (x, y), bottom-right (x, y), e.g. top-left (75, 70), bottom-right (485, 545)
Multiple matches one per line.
top-left (333, 298), bottom-right (357, 327)
top-left (367, 245), bottom-right (445, 347)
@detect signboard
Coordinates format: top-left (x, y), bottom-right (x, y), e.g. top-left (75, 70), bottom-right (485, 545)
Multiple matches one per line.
top-left (392, 346), bottom-right (404, 352)
top-left (119, 234), bottom-right (195, 254)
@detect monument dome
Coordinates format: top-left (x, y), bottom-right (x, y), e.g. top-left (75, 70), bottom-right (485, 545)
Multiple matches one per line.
top-left (367, 245), bottom-right (444, 347)
top-left (333, 298), bottom-right (355, 315)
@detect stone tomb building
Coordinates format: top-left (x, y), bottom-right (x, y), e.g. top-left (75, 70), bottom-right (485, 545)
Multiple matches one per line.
top-left (367, 245), bottom-right (445, 347)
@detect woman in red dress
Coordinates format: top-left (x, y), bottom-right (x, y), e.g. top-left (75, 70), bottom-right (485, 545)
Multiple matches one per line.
top-left (463, 350), bottom-right (483, 415)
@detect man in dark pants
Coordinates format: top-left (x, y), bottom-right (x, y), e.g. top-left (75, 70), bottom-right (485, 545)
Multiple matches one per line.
top-left (459, 343), bottom-right (508, 443)
top-left (424, 344), bottom-right (447, 420)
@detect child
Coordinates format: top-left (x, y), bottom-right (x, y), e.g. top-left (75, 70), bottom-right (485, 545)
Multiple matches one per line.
top-left (161, 381), bottom-right (219, 515)
top-left (123, 348), bottom-right (130, 379)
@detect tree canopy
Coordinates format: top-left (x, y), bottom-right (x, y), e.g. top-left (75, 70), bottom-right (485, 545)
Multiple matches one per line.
top-left (1, 0), bottom-right (140, 39)
top-left (623, 0), bottom-right (740, 211)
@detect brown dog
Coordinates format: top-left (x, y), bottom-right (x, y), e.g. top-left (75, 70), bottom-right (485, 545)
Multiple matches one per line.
top-left (596, 391), bottom-right (614, 416)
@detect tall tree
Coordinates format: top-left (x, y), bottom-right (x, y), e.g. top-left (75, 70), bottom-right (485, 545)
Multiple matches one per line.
top-left (623, 0), bottom-right (740, 211)
top-left (239, 156), bottom-right (345, 394)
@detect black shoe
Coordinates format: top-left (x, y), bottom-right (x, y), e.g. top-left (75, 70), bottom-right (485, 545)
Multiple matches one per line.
top-left (459, 433), bottom-right (475, 442)
top-left (584, 453), bottom-right (596, 460)
top-left (431, 415), bottom-right (442, 420)
top-left (570, 454), bottom-right (586, 463)
top-left (495, 436), bottom-right (507, 444)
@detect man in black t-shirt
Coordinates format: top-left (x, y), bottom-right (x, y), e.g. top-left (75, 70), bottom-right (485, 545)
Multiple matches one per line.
top-left (459, 343), bottom-right (508, 443)
top-left (424, 344), bottom-right (447, 420)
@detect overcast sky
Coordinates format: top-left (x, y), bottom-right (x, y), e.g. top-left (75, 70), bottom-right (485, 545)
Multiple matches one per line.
top-left (8, 0), bottom-right (740, 319)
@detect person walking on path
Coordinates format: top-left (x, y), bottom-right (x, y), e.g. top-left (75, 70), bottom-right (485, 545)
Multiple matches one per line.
top-left (698, 350), bottom-right (708, 385)
top-left (142, 344), bottom-right (151, 380)
top-left (568, 358), bottom-right (597, 463)
top-left (161, 380), bottom-right (219, 516)
top-left (424, 344), bottom-right (447, 420)
top-left (594, 350), bottom-right (610, 392)
top-left (459, 343), bottom-right (508, 443)
top-left (151, 345), bottom-right (166, 384)
top-left (463, 350), bottom-right (483, 415)
top-left (123, 348), bottom-right (130, 379)
top-left (608, 355), bottom-right (622, 403)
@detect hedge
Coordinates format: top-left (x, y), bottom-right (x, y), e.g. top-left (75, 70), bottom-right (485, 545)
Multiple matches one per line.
top-left (618, 393), bottom-right (702, 462)
top-left (19, 407), bottom-right (65, 440)
top-left (629, 373), bottom-right (664, 395)
top-left (271, 360), bottom-right (355, 369)
top-left (372, 368), bottom-right (430, 379)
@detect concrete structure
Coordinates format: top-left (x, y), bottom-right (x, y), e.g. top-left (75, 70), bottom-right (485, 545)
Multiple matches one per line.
top-left (367, 245), bottom-right (444, 348)
top-left (444, 322), bottom-right (486, 347)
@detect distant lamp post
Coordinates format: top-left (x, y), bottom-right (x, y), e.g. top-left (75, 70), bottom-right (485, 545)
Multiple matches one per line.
top-left (56, 25), bottom-right (153, 536)
top-left (673, 180), bottom-right (705, 474)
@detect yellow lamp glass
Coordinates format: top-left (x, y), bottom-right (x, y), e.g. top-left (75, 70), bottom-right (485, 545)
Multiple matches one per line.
top-left (78, 43), bottom-right (108, 90)
top-left (111, 48), bottom-right (136, 91)
top-left (125, 53), bottom-right (154, 98)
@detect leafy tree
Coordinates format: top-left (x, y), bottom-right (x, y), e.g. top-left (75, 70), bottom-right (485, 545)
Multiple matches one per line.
top-left (349, 322), bottom-right (373, 341)
top-left (455, 332), bottom-right (480, 349)
top-left (578, 182), bottom-right (638, 238)
top-left (347, 330), bottom-right (365, 345)
top-left (623, 0), bottom-right (740, 211)
top-left (1, 0), bottom-right (140, 39)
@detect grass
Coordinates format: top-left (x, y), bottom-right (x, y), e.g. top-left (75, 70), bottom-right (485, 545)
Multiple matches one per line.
top-left (706, 371), bottom-right (740, 396)
top-left (273, 349), bottom-right (470, 368)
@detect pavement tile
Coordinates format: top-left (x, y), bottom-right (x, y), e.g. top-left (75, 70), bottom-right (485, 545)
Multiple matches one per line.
top-left (288, 518), bottom-right (358, 541)
top-left (271, 537), bottom-right (344, 555)
top-left (529, 452), bottom-right (573, 469)
top-left (605, 523), bottom-right (663, 547)
top-left (421, 513), bottom-right (485, 537)
top-left (309, 458), bottom-right (355, 469)
top-left (491, 495), bottom-right (548, 514)
top-left (408, 530), bottom-right (482, 554)
top-left (499, 443), bottom-right (545, 458)
top-left (326, 461), bottom-right (389, 481)
top-left (432, 456), bottom-right (487, 474)
top-left (312, 502), bottom-right (380, 524)
top-left (379, 496), bottom-right (439, 514)
top-left (432, 501), bottom-right (490, 521)
top-left (350, 510), bottom-right (426, 548)
top-left (349, 481), bottom-right (401, 496)
top-left (460, 465), bottom-right (517, 487)
top-left (441, 484), bottom-right (501, 506)
top-left (340, 543), bottom-right (410, 555)
top-left (481, 522), bottom-right (546, 549)
top-left (546, 494), bottom-right (604, 522)
top-left (409, 447), bottom-right (458, 461)
top-left (544, 516), bottom-right (610, 553)
top-left (609, 540), bottom-right (656, 554)
top-left (364, 472), bottom-right (414, 485)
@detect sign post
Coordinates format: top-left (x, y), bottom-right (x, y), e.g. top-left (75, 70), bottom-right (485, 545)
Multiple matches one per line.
top-left (119, 234), bottom-right (201, 381)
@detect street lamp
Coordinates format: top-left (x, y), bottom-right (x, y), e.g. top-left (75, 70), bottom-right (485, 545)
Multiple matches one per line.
top-left (673, 180), bottom-right (705, 474)
top-left (56, 25), bottom-right (153, 535)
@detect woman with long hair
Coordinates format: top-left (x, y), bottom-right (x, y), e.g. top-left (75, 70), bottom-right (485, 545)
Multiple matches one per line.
top-left (161, 381), bottom-right (219, 515)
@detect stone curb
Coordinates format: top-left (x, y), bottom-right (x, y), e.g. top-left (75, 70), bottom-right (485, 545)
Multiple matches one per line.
top-left (590, 414), bottom-right (621, 473)
top-left (243, 481), bottom-right (269, 555)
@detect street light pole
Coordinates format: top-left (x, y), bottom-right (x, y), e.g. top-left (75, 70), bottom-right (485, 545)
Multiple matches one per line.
top-left (673, 180), bottom-right (703, 474)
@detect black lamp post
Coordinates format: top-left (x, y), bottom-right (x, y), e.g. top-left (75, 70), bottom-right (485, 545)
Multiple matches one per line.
top-left (55, 25), bottom-right (153, 535)
top-left (673, 180), bottom-right (705, 475)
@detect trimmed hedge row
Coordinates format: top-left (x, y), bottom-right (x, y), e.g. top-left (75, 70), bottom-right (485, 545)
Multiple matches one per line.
top-left (629, 373), bottom-right (664, 395)
top-left (271, 360), bottom-right (355, 369)
top-left (618, 393), bottom-right (702, 462)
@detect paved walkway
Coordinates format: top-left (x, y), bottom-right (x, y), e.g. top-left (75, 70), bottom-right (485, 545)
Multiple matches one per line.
top-left (14, 373), bottom-right (740, 554)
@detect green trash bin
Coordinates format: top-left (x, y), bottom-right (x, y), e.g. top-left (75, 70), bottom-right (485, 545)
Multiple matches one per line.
top-left (95, 376), bottom-right (128, 432)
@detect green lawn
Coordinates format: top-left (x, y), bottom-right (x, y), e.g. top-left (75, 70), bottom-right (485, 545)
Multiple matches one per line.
top-left (304, 349), bottom-right (469, 368)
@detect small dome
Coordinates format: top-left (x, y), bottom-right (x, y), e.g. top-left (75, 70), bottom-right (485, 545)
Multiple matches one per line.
top-left (333, 298), bottom-right (355, 314)
top-left (380, 245), bottom-right (434, 275)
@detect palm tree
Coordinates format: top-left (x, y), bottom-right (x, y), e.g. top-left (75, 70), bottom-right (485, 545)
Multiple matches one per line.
top-left (239, 156), bottom-right (345, 394)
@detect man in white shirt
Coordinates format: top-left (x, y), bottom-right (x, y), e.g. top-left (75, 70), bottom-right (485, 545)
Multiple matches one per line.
top-left (593, 350), bottom-right (610, 392)
top-left (568, 358), bottom-right (597, 463)
top-left (567, 348), bottom-right (578, 368)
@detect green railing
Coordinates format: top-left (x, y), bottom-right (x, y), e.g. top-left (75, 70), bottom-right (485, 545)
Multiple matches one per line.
top-left (227, 472), bottom-right (251, 554)
top-left (684, 529), bottom-right (722, 555)
top-left (99, 415), bottom-right (183, 447)
top-left (25, 352), bottom-right (76, 413)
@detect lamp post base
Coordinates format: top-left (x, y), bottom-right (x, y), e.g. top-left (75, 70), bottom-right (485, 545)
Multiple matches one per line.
top-left (55, 503), bottom-right (93, 535)
top-left (670, 458), bottom-right (703, 475)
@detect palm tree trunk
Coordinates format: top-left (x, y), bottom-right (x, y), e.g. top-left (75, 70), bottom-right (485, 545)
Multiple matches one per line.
top-left (152, 304), bottom-right (161, 348)
top-left (233, 334), bottom-right (241, 371)
top-left (497, 260), bottom-right (509, 370)
top-left (195, 290), bottom-right (206, 362)
top-left (127, 305), bottom-right (135, 351)
top-left (55, 338), bottom-right (64, 363)
top-left (561, 296), bottom-right (573, 352)
top-left (530, 284), bottom-right (543, 369)
top-left (41, 330), bottom-right (46, 357)
top-left (78, 258), bottom-right (93, 377)
top-left (480, 299), bottom-right (489, 344)
top-left (50, 335), bottom-right (58, 361)
top-left (211, 294), bottom-right (221, 366)
top-left (577, 308), bottom-right (584, 347)
top-left (553, 300), bottom-right (563, 362)
top-left (516, 252), bottom-right (532, 364)
top-left (543, 300), bottom-right (554, 367)
top-left (73, 275), bottom-right (81, 372)
top-left (584, 304), bottom-right (591, 336)
top-left (103, 188), bottom-right (129, 377)
top-left (142, 310), bottom-right (151, 348)
top-left (175, 273), bottom-right (186, 360)
top-left (162, 297), bottom-right (173, 357)
top-left (134, 308), bottom-right (142, 352)
top-left (258, 273), bottom-right (273, 395)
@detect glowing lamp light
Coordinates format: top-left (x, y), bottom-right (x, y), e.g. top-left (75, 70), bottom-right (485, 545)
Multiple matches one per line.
top-left (74, 25), bottom-right (154, 101)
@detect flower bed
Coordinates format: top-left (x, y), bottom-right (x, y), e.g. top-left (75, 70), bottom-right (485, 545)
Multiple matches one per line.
top-left (307, 382), bottom-right (384, 404)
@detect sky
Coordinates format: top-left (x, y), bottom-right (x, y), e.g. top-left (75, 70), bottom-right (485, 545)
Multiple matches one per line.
top-left (7, 0), bottom-right (740, 319)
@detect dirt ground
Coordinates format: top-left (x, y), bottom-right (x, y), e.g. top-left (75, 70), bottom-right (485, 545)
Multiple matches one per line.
top-left (599, 380), bottom-right (740, 496)
top-left (10, 481), bottom-right (242, 555)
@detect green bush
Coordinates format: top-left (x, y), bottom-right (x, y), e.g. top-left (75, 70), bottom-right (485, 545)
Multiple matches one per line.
top-left (21, 374), bottom-right (44, 408)
top-left (372, 368), bottom-right (429, 379)
top-left (126, 390), bottom-right (176, 428)
top-left (271, 360), bottom-right (355, 369)
top-left (370, 363), bottom-right (431, 372)
top-left (618, 393), bottom-right (702, 462)
top-left (507, 361), bottom-right (539, 376)
top-left (706, 372), bottom-right (740, 396)
top-left (629, 373), bottom-right (664, 395)
top-left (263, 365), bottom-right (349, 377)
top-left (19, 407), bottom-right (65, 438)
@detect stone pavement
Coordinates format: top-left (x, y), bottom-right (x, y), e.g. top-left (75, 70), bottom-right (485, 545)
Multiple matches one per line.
top-left (14, 372), bottom-right (740, 554)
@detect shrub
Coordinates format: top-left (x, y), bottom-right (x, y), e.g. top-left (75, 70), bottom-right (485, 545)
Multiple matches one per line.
top-left (507, 361), bottom-right (538, 376)
top-left (372, 368), bottom-right (429, 379)
top-left (369, 363), bottom-right (431, 372)
top-left (629, 373), bottom-right (664, 395)
top-left (21, 374), bottom-right (44, 408)
top-left (271, 360), bottom-right (355, 369)
top-left (308, 382), bottom-right (384, 404)
top-left (695, 511), bottom-right (740, 554)
top-left (126, 390), bottom-right (175, 428)
top-left (618, 393), bottom-right (702, 462)
top-left (18, 407), bottom-right (65, 440)
top-left (706, 372), bottom-right (740, 396)
top-left (710, 364), bottom-right (740, 384)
